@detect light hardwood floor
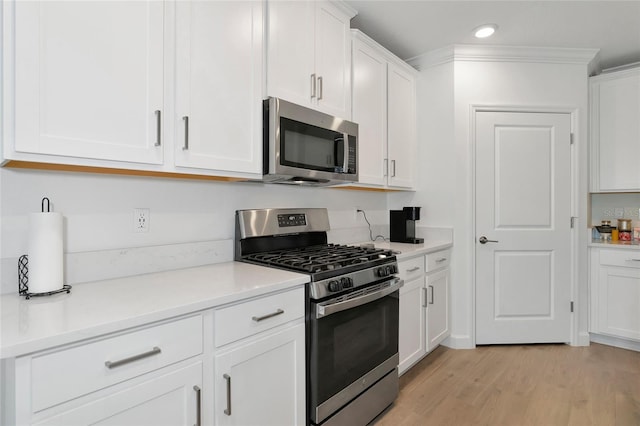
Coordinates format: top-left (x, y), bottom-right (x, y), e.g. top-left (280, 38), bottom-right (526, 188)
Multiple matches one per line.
top-left (374, 343), bottom-right (640, 425)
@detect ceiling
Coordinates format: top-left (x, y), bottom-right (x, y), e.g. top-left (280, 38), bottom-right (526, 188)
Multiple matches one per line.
top-left (346, 1), bottom-right (640, 71)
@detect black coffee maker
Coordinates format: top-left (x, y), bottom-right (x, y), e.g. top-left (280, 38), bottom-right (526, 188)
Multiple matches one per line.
top-left (390, 207), bottom-right (424, 244)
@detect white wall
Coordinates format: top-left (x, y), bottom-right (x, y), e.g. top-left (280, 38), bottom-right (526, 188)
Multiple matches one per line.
top-left (0, 167), bottom-right (390, 293)
top-left (411, 46), bottom-right (593, 348)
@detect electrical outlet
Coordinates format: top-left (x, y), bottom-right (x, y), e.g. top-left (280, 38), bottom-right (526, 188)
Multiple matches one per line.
top-left (133, 208), bottom-right (150, 233)
top-left (614, 207), bottom-right (624, 218)
top-left (355, 207), bottom-right (362, 221)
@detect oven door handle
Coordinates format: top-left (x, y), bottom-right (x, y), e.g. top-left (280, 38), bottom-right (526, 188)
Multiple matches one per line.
top-left (316, 278), bottom-right (403, 319)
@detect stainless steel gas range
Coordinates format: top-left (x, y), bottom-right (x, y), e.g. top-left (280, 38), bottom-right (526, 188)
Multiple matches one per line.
top-left (235, 208), bottom-right (402, 426)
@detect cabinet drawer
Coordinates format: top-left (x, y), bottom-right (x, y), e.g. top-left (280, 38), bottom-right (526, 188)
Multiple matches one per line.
top-left (425, 249), bottom-right (451, 272)
top-left (599, 249), bottom-right (640, 268)
top-left (31, 314), bottom-right (203, 412)
top-left (397, 256), bottom-right (425, 281)
top-left (214, 287), bottom-right (304, 347)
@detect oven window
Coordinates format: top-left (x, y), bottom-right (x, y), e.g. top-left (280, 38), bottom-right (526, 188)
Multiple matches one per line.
top-left (309, 291), bottom-right (399, 406)
top-left (280, 117), bottom-right (344, 172)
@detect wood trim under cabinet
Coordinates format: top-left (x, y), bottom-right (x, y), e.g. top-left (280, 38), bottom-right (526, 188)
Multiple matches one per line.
top-left (2, 160), bottom-right (249, 182)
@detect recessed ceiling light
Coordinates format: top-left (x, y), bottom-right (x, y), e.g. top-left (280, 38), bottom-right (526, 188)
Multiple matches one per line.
top-left (474, 24), bottom-right (498, 39)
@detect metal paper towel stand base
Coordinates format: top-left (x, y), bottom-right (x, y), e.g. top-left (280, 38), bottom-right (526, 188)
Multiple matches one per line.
top-left (18, 254), bottom-right (71, 300)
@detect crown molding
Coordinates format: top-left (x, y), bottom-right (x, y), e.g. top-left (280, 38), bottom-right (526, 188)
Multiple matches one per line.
top-left (408, 44), bottom-right (599, 71)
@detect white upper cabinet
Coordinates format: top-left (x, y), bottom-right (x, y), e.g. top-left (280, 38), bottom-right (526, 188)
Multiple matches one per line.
top-left (10, 1), bottom-right (165, 165)
top-left (175, 1), bottom-right (263, 174)
top-left (352, 35), bottom-right (388, 187)
top-left (387, 62), bottom-right (417, 189)
top-left (266, 0), bottom-right (355, 119)
top-left (351, 30), bottom-right (417, 190)
top-left (590, 67), bottom-right (640, 192)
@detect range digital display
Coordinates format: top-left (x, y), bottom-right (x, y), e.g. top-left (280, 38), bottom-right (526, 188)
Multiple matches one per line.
top-left (278, 214), bottom-right (307, 227)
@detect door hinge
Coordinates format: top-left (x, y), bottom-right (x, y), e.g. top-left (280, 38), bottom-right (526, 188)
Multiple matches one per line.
top-left (570, 133), bottom-right (575, 144)
top-left (570, 301), bottom-right (574, 313)
top-left (571, 217), bottom-right (577, 228)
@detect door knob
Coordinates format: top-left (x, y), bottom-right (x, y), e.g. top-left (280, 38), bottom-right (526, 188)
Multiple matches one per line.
top-left (479, 236), bottom-right (499, 244)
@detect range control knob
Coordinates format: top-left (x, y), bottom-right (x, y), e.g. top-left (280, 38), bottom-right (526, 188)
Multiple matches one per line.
top-left (345, 277), bottom-right (354, 288)
top-left (328, 280), bottom-right (342, 292)
top-left (377, 267), bottom-right (388, 278)
top-left (385, 266), bottom-right (392, 275)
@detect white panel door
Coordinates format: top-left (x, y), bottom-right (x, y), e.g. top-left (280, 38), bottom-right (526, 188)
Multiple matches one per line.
top-left (387, 62), bottom-right (416, 189)
top-left (351, 38), bottom-right (387, 186)
top-left (476, 111), bottom-right (572, 344)
top-left (14, 1), bottom-right (164, 164)
top-left (175, 1), bottom-right (263, 174)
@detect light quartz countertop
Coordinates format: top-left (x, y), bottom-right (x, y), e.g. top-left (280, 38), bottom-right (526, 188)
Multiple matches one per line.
top-left (361, 240), bottom-right (453, 260)
top-left (589, 240), bottom-right (640, 250)
top-left (0, 262), bottom-right (308, 359)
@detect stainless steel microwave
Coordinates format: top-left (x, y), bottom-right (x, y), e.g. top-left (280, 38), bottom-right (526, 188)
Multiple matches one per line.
top-left (262, 97), bottom-right (358, 186)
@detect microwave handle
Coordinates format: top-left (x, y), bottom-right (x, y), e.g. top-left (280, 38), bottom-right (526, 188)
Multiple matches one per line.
top-left (343, 133), bottom-right (349, 172)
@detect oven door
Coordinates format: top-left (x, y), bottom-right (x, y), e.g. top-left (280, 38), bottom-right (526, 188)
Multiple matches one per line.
top-left (309, 277), bottom-right (402, 425)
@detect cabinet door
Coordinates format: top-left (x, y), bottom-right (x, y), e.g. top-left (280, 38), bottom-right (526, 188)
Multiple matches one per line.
top-left (314, 1), bottom-right (352, 118)
top-left (13, 1), bottom-right (164, 164)
top-left (266, 1), bottom-right (315, 108)
top-left (592, 70), bottom-right (640, 191)
top-left (215, 324), bottom-right (305, 426)
top-left (387, 62), bottom-right (417, 189)
top-left (398, 276), bottom-right (426, 375)
top-left (426, 269), bottom-right (450, 351)
top-left (352, 37), bottom-right (387, 186)
top-left (175, 1), bottom-right (263, 175)
top-left (33, 362), bottom-right (202, 426)
top-left (597, 265), bottom-right (640, 340)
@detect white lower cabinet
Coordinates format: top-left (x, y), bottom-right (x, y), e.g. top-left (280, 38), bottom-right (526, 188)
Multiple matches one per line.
top-left (9, 314), bottom-right (205, 426)
top-left (33, 362), bottom-right (203, 426)
top-left (590, 248), bottom-right (640, 342)
top-left (213, 287), bottom-right (306, 426)
top-left (398, 249), bottom-right (451, 375)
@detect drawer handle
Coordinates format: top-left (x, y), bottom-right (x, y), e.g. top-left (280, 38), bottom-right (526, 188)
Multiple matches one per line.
top-left (436, 258), bottom-right (447, 263)
top-left (407, 267), bottom-right (420, 273)
top-left (193, 385), bottom-right (201, 426)
top-left (422, 287), bottom-right (428, 308)
top-left (104, 346), bottom-right (161, 369)
top-left (252, 308), bottom-right (284, 322)
top-left (223, 374), bottom-right (232, 416)
top-left (627, 259), bottom-right (640, 262)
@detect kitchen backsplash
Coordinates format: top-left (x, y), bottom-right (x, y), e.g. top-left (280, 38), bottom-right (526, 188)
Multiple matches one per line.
top-left (590, 193), bottom-right (640, 226)
top-left (0, 168), bottom-right (414, 294)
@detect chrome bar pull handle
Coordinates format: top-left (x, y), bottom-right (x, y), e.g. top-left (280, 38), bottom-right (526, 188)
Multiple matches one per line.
top-left (429, 285), bottom-right (434, 304)
top-left (105, 346), bottom-right (161, 369)
top-left (252, 309), bottom-right (284, 322)
top-left (183, 116), bottom-right (189, 150)
top-left (436, 258), bottom-right (447, 263)
top-left (479, 236), bottom-right (499, 244)
top-left (407, 266), bottom-right (420, 273)
top-left (384, 159), bottom-right (388, 177)
top-left (223, 374), bottom-right (232, 415)
top-left (155, 110), bottom-right (162, 146)
top-left (317, 76), bottom-right (323, 100)
top-left (422, 287), bottom-right (428, 308)
top-left (310, 73), bottom-right (317, 99)
top-left (391, 160), bottom-right (396, 177)
top-left (193, 385), bottom-right (201, 426)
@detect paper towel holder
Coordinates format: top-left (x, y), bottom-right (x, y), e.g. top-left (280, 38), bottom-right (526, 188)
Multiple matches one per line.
top-left (18, 255), bottom-right (71, 300)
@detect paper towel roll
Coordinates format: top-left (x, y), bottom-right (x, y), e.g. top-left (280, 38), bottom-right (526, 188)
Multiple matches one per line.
top-left (28, 212), bottom-right (64, 293)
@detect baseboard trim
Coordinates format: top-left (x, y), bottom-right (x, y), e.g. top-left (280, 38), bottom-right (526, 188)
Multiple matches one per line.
top-left (442, 334), bottom-right (474, 349)
top-left (590, 333), bottom-right (640, 352)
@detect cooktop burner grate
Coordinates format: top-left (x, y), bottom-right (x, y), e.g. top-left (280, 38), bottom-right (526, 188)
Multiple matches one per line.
top-left (243, 243), bottom-right (395, 274)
